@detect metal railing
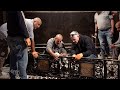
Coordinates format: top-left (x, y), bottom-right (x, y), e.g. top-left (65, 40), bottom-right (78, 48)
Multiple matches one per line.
top-left (27, 54), bottom-right (120, 79)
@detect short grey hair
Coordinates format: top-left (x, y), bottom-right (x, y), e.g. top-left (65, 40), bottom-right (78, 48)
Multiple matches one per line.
top-left (70, 31), bottom-right (79, 37)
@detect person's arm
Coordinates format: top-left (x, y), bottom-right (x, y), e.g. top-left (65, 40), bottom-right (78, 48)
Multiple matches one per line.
top-left (30, 39), bottom-right (39, 58)
top-left (94, 14), bottom-right (98, 36)
top-left (46, 39), bottom-right (55, 56)
top-left (95, 23), bottom-right (98, 37)
top-left (59, 42), bottom-right (67, 57)
top-left (71, 43), bottom-right (84, 60)
top-left (95, 23), bottom-right (98, 33)
top-left (109, 12), bottom-right (114, 34)
top-left (82, 37), bottom-right (93, 57)
top-left (31, 39), bottom-right (35, 52)
top-left (71, 44), bottom-right (76, 56)
top-left (114, 44), bottom-right (120, 47)
top-left (111, 18), bottom-right (114, 34)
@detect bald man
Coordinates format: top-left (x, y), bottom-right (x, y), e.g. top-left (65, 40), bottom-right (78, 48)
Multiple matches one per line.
top-left (46, 34), bottom-right (67, 60)
top-left (25, 17), bottom-right (42, 58)
top-left (0, 17), bottom-right (42, 78)
top-left (111, 21), bottom-right (120, 60)
top-left (0, 17), bottom-right (42, 58)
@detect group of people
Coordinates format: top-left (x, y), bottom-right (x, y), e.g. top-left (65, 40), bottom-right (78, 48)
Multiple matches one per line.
top-left (46, 31), bottom-right (97, 62)
top-left (0, 11), bottom-right (42, 79)
top-left (0, 11), bottom-right (120, 79)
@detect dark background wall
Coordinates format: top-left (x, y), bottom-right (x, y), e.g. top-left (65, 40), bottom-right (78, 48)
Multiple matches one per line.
top-left (0, 11), bottom-right (4, 25)
top-left (24, 11), bottom-right (96, 44)
top-left (0, 11), bottom-right (119, 44)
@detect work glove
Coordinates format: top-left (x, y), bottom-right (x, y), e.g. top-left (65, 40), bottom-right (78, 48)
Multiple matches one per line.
top-left (72, 53), bottom-right (83, 60)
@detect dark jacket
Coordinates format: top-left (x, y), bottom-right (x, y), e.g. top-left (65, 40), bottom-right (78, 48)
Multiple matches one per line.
top-left (6, 11), bottom-right (29, 38)
top-left (71, 34), bottom-right (96, 57)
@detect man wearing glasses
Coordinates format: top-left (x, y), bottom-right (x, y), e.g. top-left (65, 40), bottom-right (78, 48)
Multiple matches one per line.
top-left (70, 31), bottom-right (97, 60)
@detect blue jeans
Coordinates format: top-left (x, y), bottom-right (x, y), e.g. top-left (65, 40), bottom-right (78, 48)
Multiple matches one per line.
top-left (86, 54), bottom-right (97, 59)
top-left (98, 28), bottom-right (113, 58)
top-left (7, 36), bottom-right (28, 79)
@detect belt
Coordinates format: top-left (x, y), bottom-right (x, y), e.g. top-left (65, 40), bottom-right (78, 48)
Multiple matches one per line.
top-left (99, 27), bottom-right (111, 31)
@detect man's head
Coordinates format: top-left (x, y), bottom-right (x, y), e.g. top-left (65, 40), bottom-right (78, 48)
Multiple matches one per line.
top-left (54, 34), bottom-right (63, 45)
top-left (70, 31), bottom-right (80, 44)
top-left (33, 17), bottom-right (42, 29)
top-left (115, 21), bottom-right (120, 32)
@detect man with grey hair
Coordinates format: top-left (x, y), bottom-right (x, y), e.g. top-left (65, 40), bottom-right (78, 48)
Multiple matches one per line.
top-left (70, 31), bottom-right (97, 60)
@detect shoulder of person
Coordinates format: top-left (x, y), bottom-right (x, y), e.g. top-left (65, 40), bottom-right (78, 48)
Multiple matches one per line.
top-left (0, 23), bottom-right (7, 27)
top-left (48, 38), bottom-right (54, 42)
top-left (83, 35), bottom-right (92, 40)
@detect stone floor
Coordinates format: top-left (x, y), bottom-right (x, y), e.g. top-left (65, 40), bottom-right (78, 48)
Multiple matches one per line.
top-left (0, 67), bottom-right (10, 79)
top-left (0, 66), bottom-right (61, 79)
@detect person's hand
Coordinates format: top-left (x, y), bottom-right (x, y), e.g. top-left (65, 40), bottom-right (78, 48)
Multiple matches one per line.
top-left (73, 53), bottom-right (83, 60)
top-left (32, 51), bottom-right (39, 58)
top-left (55, 52), bottom-right (60, 57)
top-left (75, 53), bottom-right (83, 60)
top-left (25, 38), bottom-right (31, 46)
top-left (111, 28), bottom-right (114, 34)
top-left (94, 33), bottom-right (97, 37)
top-left (59, 53), bottom-right (67, 57)
top-left (110, 44), bottom-right (116, 49)
top-left (53, 52), bottom-right (60, 60)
